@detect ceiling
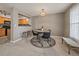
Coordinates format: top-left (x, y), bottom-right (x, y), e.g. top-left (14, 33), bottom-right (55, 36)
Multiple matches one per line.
top-left (4, 3), bottom-right (72, 16)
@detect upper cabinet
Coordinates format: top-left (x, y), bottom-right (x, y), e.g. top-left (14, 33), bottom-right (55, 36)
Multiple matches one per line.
top-left (18, 13), bottom-right (31, 26)
top-left (0, 16), bottom-right (11, 24)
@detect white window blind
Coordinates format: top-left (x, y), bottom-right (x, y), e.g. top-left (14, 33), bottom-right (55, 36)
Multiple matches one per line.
top-left (70, 10), bottom-right (79, 40)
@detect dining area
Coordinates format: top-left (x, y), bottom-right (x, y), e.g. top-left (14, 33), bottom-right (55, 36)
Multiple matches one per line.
top-left (24, 26), bottom-right (56, 48)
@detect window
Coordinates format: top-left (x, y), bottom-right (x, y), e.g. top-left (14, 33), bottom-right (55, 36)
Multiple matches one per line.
top-left (70, 11), bottom-right (79, 40)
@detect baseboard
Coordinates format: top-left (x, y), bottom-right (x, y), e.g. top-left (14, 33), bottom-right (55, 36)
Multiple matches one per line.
top-left (10, 38), bottom-right (22, 43)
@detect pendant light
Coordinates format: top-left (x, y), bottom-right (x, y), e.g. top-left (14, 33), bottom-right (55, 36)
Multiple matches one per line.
top-left (40, 9), bottom-right (47, 16)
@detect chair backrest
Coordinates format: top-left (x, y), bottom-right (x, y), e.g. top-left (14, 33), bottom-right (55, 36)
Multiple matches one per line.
top-left (42, 32), bottom-right (50, 39)
top-left (32, 30), bottom-right (38, 35)
top-left (48, 29), bottom-right (51, 34)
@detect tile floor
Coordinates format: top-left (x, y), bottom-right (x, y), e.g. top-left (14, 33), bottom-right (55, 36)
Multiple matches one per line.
top-left (0, 36), bottom-right (79, 56)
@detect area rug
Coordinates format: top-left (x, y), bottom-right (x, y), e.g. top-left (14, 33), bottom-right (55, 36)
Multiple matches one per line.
top-left (31, 37), bottom-right (56, 48)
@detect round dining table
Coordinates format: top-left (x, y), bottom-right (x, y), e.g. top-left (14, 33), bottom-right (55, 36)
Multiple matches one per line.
top-left (34, 29), bottom-right (49, 33)
top-left (33, 29), bottom-right (50, 39)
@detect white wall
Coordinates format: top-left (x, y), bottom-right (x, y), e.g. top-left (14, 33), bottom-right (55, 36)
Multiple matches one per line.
top-left (0, 4), bottom-right (12, 13)
top-left (32, 13), bottom-right (64, 36)
top-left (64, 8), bottom-right (70, 37)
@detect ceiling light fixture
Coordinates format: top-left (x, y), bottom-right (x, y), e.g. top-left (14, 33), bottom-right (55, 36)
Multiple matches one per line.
top-left (40, 9), bottom-right (47, 16)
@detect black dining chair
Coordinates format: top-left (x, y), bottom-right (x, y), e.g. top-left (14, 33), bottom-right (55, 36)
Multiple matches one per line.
top-left (42, 32), bottom-right (50, 39)
top-left (32, 30), bottom-right (38, 37)
top-left (41, 32), bottom-right (52, 46)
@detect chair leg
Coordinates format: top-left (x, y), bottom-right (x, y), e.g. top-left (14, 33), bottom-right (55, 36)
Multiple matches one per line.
top-left (68, 45), bottom-right (71, 54)
top-left (62, 38), bottom-right (64, 44)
